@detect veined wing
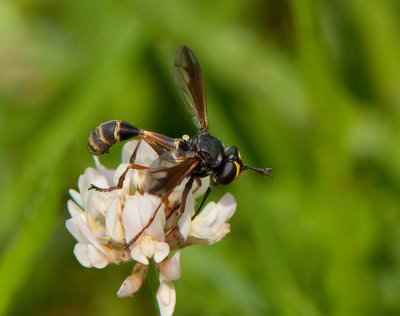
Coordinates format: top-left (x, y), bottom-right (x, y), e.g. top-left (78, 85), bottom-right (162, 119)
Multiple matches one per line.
top-left (143, 151), bottom-right (199, 195)
top-left (174, 45), bottom-right (208, 132)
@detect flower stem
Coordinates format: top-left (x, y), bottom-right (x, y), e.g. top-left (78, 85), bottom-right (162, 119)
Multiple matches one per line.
top-left (147, 262), bottom-right (160, 299)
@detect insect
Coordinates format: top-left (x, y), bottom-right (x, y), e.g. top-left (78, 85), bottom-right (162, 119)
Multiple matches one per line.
top-left (88, 45), bottom-right (271, 247)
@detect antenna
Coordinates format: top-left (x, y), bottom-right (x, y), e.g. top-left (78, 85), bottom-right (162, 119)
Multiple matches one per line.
top-left (243, 166), bottom-right (273, 177)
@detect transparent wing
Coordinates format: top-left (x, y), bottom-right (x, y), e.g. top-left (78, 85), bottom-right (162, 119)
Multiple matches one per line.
top-left (143, 151), bottom-right (199, 195)
top-left (174, 45), bottom-right (208, 132)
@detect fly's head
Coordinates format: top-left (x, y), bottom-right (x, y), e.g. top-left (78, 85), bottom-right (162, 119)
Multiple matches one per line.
top-left (214, 146), bottom-right (272, 185)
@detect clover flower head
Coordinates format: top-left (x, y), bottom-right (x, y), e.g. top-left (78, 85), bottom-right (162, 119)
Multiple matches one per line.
top-left (66, 140), bottom-right (237, 315)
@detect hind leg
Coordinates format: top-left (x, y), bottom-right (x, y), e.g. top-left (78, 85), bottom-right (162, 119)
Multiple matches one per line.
top-left (89, 140), bottom-right (148, 192)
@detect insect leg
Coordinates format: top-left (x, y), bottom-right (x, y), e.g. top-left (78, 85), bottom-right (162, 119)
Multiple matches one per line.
top-left (142, 138), bottom-right (166, 156)
top-left (89, 164), bottom-right (149, 192)
top-left (192, 177), bottom-right (202, 194)
top-left (129, 138), bottom-right (143, 163)
top-left (165, 176), bottom-right (195, 236)
top-left (90, 139), bottom-right (155, 192)
top-left (165, 177), bottom-right (201, 220)
top-left (89, 135), bottom-right (178, 193)
top-left (117, 138), bottom-right (161, 190)
top-left (90, 139), bottom-right (147, 192)
top-left (193, 185), bottom-right (213, 218)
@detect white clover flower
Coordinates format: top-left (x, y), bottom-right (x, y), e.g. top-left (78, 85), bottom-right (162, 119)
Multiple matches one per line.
top-left (66, 140), bottom-right (237, 314)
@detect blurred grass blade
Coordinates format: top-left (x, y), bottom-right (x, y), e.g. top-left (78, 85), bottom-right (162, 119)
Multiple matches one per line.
top-left (0, 157), bottom-right (65, 315)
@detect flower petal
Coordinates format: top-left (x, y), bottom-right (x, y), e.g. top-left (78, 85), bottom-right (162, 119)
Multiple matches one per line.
top-left (216, 193), bottom-right (236, 221)
top-left (117, 275), bottom-right (142, 297)
top-left (73, 243), bottom-right (91, 268)
top-left (122, 195), bottom-right (148, 241)
top-left (122, 194), bottom-right (165, 243)
top-left (200, 201), bottom-right (218, 226)
top-left (139, 236), bottom-right (156, 258)
top-left (130, 246), bottom-right (149, 265)
top-left (66, 215), bottom-right (110, 258)
top-left (158, 252), bottom-right (181, 281)
top-left (66, 217), bottom-right (88, 243)
top-left (189, 216), bottom-right (211, 239)
top-left (105, 197), bottom-right (125, 244)
top-left (178, 193), bottom-right (195, 240)
top-left (67, 199), bottom-right (84, 218)
top-left (192, 177), bottom-right (210, 199)
top-left (209, 223), bottom-right (231, 244)
top-left (156, 280), bottom-right (176, 316)
top-left (209, 193), bottom-right (236, 236)
top-left (188, 193), bottom-right (236, 242)
top-left (153, 242), bottom-right (170, 263)
top-left (93, 156), bottom-right (116, 185)
top-left (117, 263), bottom-right (148, 297)
top-left (188, 201), bottom-right (217, 239)
top-left (87, 244), bottom-right (109, 269)
top-left (69, 189), bottom-right (83, 208)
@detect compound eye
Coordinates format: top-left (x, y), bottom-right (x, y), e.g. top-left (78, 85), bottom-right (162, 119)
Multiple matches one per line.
top-left (215, 161), bottom-right (241, 185)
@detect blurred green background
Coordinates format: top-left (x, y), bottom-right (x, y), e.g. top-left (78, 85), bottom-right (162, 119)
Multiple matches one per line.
top-left (1, 0), bottom-right (400, 315)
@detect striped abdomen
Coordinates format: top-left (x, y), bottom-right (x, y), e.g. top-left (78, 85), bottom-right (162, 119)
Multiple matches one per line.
top-left (88, 120), bottom-right (143, 155)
